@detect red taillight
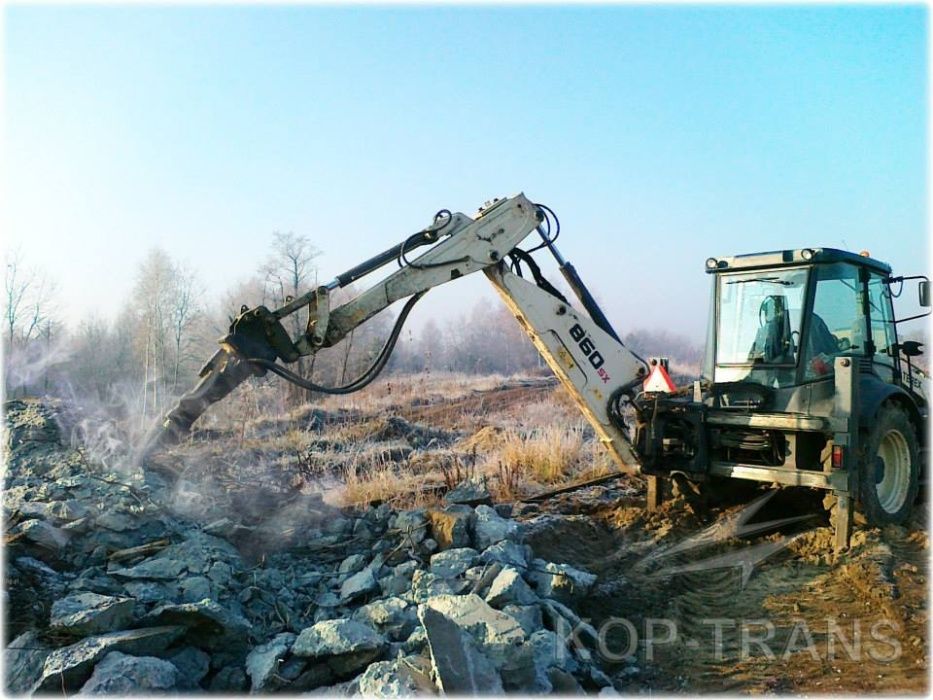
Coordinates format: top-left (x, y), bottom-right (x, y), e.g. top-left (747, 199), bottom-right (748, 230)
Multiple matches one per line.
top-left (832, 445), bottom-right (845, 469)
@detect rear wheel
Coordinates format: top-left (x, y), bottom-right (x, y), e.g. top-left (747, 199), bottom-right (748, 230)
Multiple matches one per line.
top-left (858, 404), bottom-right (919, 526)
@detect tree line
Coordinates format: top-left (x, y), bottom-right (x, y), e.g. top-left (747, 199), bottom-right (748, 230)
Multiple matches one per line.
top-left (3, 237), bottom-right (707, 418)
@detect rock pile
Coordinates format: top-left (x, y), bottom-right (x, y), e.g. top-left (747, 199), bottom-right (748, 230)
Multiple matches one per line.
top-left (4, 400), bottom-right (618, 695)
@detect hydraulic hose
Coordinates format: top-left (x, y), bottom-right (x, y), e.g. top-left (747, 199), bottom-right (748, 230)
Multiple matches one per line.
top-left (247, 291), bottom-right (425, 395)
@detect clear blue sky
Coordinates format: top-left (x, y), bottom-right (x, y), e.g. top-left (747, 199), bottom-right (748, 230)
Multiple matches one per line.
top-left (4, 5), bottom-right (928, 342)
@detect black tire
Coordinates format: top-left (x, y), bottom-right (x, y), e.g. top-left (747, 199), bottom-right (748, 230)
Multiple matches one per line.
top-left (857, 403), bottom-right (920, 526)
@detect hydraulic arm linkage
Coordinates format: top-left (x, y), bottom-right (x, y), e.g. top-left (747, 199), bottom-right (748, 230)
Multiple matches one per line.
top-left (140, 194), bottom-right (649, 471)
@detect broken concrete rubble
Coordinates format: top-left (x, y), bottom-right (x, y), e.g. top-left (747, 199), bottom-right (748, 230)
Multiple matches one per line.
top-left (429, 547), bottom-right (479, 578)
top-left (426, 504), bottom-right (475, 550)
top-left (49, 592), bottom-right (135, 636)
top-left (485, 566), bottom-right (539, 607)
top-left (292, 619), bottom-right (388, 676)
top-left (444, 478), bottom-right (493, 507)
top-left (246, 632), bottom-right (296, 691)
top-left (4, 399), bottom-right (621, 697)
top-left (419, 605), bottom-right (504, 694)
top-left (474, 504), bottom-right (523, 549)
top-left (78, 651), bottom-right (179, 694)
top-left (527, 560), bottom-right (597, 603)
top-left (33, 626), bottom-right (186, 693)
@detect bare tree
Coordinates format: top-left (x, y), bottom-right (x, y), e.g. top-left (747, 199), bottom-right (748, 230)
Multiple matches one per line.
top-left (168, 264), bottom-right (202, 391)
top-left (261, 231), bottom-right (320, 405)
top-left (5, 248), bottom-right (34, 346)
top-left (132, 249), bottom-right (206, 419)
top-left (3, 249), bottom-right (58, 397)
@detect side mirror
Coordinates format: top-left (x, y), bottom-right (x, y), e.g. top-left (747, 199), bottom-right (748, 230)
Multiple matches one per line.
top-left (920, 280), bottom-right (931, 308)
top-left (900, 340), bottom-right (924, 357)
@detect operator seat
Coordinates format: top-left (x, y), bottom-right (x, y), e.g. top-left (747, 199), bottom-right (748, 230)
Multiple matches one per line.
top-left (748, 295), bottom-right (795, 364)
top-left (807, 313), bottom-right (840, 357)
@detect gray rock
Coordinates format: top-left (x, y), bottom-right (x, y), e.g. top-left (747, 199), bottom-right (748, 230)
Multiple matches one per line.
top-left (110, 558), bottom-right (186, 581)
top-left (123, 581), bottom-right (178, 603)
top-left (493, 503), bottom-right (513, 518)
top-left (17, 518), bottom-right (71, 550)
top-left (68, 570), bottom-right (123, 597)
top-left (473, 505), bottom-right (522, 550)
top-left (353, 597), bottom-right (417, 640)
top-left (140, 599), bottom-right (250, 651)
top-left (394, 510), bottom-right (427, 545)
top-left (485, 567), bottom-right (539, 607)
top-left (420, 538), bottom-right (438, 555)
top-left (539, 599), bottom-right (598, 647)
top-left (499, 642), bottom-right (549, 693)
top-left (502, 604), bottom-right (543, 637)
top-left (338, 553), bottom-right (368, 575)
top-left (400, 626), bottom-right (428, 655)
top-left (394, 560), bottom-right (419, 578)
top-left (167, 646), bottom-right (211, 689)
top-left (5, 631), bottom-right (51, 694)
top-left (207, 561), bottom-right (234, 587)
top-left (426, 505), bottom-right (474, 550)
top-left (429, 547), bottom-right (479, 579)
top-left (14, 555), bottom-right (62, 582)
top-left (339, 567), bottom-right (379, 604)
top-left (527, 561), bottom-right (597, 604)
top-left (209, 665), bottom-right (248, 692)
top-left (409, 570), bottom-right (455, 603)
top-left (292, 619), bottom-right (387, 677)
top-left (547, 666), bottom-right (583, 693)
top-left (50, 592), bottom-right (135, 635)
top-left (288, 662), bottom-right (335, 691)
top-left (95, 512), bottom-right (140, 533)
top-left (277, 656), bottom-right (307, 683)
top-left (422, 593), bottom-right (525, 668)
top-left (246, 632), bottom-right (296, 691)
top-left (179, 576), bottom-right (213, 603)
top-left (444, 478), bottom-right (492, 507)
top-left (33, 626), bottom-right (186, 693)
top-left (515, 503), bottom-right (540, 517)
top-left (479, 540), bottom-right (529, 569)
top-left (419, 606), bottom-right (503, 694)
top-left (78, 651), bottom-right (178, 694)
top-left (530, 629), bottom-right (578, 674)
top-left (357, 659), bottom-right (424, 697)
top-left (18, 499), bottom-right (88, 524)
top-left (379, 572), bottom-right (411, 598)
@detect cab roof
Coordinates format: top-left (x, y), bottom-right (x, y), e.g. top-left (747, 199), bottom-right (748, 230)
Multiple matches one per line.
top-left (705, 247), bottom-right (892, 275)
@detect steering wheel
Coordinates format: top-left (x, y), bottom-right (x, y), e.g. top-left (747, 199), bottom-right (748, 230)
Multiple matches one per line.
top-left (758, 298), bottom-right (774, 327)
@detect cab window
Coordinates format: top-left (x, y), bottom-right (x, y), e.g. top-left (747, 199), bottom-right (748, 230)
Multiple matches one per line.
top-left (868, 273), bottom-right (897, 382)
top-left (803, 263), bottom-right (867, 380)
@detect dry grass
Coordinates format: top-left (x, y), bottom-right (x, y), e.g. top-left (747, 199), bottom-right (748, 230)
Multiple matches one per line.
top-left (187, 372), bottom-right (615, 510)
top-left (339, 457), bottom-right (443, 511)
top-left (496, 424), bottom-right (586, 484)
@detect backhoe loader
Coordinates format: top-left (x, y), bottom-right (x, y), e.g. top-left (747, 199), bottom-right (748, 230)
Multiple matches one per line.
top-left (141, 193), bottom-right (929, 550)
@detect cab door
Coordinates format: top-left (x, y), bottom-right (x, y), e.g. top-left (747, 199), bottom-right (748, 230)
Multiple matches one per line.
top-left (867, 271), bottom-right (899, 384)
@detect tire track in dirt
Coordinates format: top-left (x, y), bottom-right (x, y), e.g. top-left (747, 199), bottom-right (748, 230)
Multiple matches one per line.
top-left (523, 486), bottom-right (928, 694)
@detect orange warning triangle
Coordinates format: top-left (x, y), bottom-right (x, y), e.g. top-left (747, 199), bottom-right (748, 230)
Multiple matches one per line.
top-left (643, 363), bottom-right (677, 393)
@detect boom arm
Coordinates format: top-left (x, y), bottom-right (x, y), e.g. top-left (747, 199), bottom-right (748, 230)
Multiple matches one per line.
top-left (140, 194), bottom-right (648, 471)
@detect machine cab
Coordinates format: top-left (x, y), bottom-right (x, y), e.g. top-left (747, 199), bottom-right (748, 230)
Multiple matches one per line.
top-left (703, 248), bottom-right (903, 394)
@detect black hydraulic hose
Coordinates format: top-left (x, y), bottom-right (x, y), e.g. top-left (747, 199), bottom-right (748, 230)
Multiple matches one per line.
top-left (247, 291), bottom-right (425, 395)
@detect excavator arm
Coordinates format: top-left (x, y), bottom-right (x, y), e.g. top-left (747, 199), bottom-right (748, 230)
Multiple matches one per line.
top-left (139, 194), bottom-right (648, 470)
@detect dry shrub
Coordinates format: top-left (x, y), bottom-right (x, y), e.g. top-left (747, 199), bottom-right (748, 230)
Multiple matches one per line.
top-left (496, 423), bottom-right (586, 485)
top-left (456, 426), bottom-right (506, 452)
top-left (339, 455), bottom-right (443, 510)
